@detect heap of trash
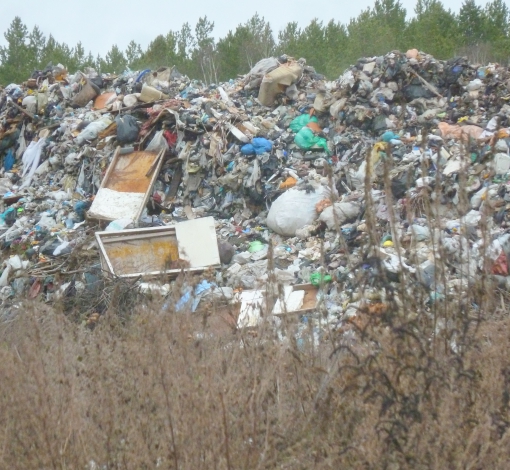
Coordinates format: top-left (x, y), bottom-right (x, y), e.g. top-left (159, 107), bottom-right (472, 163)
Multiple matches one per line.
top-left (0, 49), bottom-right (510, 334)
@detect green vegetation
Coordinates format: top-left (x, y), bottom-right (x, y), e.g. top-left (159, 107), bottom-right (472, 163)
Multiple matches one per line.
top-left (1, 0), bottom-right (509, 85)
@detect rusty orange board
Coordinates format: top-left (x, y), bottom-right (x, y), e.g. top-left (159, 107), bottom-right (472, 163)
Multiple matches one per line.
top-left (95, 219), bottom-right (221, 279)
top-left (100, 232), bottom-right (179, 277)
top-left (88, 147), bottom-right (164, 223)
top-left (104, 151), bottom-right (160, 193)
top-left (93, 92), bottom-right (116, 110)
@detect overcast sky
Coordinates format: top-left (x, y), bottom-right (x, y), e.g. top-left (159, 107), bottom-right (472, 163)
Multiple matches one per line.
top-left (1, 0), bottom-right (474, 58)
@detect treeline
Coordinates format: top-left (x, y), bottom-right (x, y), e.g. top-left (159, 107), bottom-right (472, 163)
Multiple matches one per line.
top-left (1, 0), bottom-right (509, 85)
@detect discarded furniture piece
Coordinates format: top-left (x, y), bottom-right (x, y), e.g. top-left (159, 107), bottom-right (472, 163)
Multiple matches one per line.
top-left (235, 284), bottom-right (319, 329)
top-left (272, 284), bottom-right (319, 316)
top-left (88, 146), bottom-right (164, 223)
top-left (95, 217), bottom-right (220, 279)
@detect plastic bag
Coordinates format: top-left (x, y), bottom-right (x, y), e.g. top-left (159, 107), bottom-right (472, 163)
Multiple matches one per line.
top-left (294, 127), bottom-right (329, 153)
top-left (267, 185), bottom-right (329, 236)
top-left (75, 116), bottom-right (112, 145)
top-left (16, 124), bottom-right (26, 159)
top-left (115, 115), bottom-right (139, 144)
top-left (241, 138), bottom-right (273, 155)
top-left (105, 218), bottom-right (134, 232)
top-left (319, 202), bottom-right (361, 229)
top-left (290, 114), bottom-right (318, 133)
top-left (146, 130), bottom-right (169, 152)
top-left (3, 149), bottom-right (14, 171)
top-left (37, 92), bottom-right (48, 112)
top-left (20, 138), bottom-right (46, 189)
top-left (258, 61), bottom-right (303, 106)
top-left (313, 91), bottom-right (336, 113)
top-left (22, 95), bottom-right (37, 114)
top-left (244, 57), bottom-right (280, 89)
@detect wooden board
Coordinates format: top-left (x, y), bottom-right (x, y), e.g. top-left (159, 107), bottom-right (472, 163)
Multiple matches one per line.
top-left (272, 284), bottom-right (319, 316)
top-left (102, 233), bottom-right (179, 276)
top-left (96, 219), bottom-right (220, 279)
top-left (103, 150), bottom-right (161, 193)
top-left (88, 147), bottom-right (164, 223)
top-left (175, 217), bottom-right (221, 268)
top-left (93, 92), bottom-right (116, 110)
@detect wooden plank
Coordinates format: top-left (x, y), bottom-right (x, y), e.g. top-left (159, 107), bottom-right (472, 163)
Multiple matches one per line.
top-left (9, 100), bottom-right (34, 120)
top-left (134, 148), bottom-right (165, 221)
top-left (104, 151), bottom-right (158, 193)
top-left (100, 231), bottom-right (175, 244)
top-left (167, 163), bottom-right (183, 198)
top-left (95, 233), bottom-right (116, 275)
top-left (98, 146), bottom-right (121, 190)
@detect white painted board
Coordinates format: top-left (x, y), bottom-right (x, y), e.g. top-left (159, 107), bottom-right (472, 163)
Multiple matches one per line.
top-left (175, 217), bottom-right (220, 268)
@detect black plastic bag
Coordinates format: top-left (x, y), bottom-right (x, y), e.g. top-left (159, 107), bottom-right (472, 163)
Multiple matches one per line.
top-left (115, 115), bottom-right (139, 144)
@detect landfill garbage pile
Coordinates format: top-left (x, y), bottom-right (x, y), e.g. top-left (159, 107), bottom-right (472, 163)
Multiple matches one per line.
top-left (0, 50), bottom-right (510, 334)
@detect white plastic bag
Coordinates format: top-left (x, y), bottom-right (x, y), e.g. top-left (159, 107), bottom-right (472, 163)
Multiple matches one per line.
top-left (319, 202), bottom-right (361, 229)
top-left (267, 185), bottom-right (328, 236)
top-left (105, 218), bottom-right (134, 232)
top-left (20, 138), bottom-right (46, 189)
top-left (16, 124), bottom-right (27, 159)
top-left (146, 130), bottom-right (169, 152)
top-left (75, 116), bottom-right (112, 145)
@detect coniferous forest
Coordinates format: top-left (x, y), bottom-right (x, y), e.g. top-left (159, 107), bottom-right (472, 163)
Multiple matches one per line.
top-left (1, 0), bottom-right (509, 85)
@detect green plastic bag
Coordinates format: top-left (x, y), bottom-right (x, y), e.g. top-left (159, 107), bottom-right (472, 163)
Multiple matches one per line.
top-left (290, 114), bottom-right (318, 133)
top-left (248, 240), bottom-right (266, 253)
top-left (294, 127), bottom-right (329, 154)
top-left (310, 272), bottom-right (332, 286)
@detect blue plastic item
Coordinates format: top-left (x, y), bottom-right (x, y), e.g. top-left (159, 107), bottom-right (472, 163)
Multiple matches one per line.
top-left (74, 200), bottom-right (91, 221)
top-left (135, 69), bottom-right (151, 83)
top-left (4, 149), bottom-right (14, 171)
top-left (241, 138), bottom-right (273, 155)
top-left (381, 131), bottom-right (399, 142)
top-left (0, 207), bottom-right (16, 226)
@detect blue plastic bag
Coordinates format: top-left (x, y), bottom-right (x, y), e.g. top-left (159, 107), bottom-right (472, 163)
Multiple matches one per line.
top-left (381, 131), bottom-right (399, 143)
top-left (3, 149), bottom-right (14, 171)
top-left (241, 138), bottom-right (273, 155)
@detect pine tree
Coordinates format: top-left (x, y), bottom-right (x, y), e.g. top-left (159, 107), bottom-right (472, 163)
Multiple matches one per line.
top-left (140, 34), bottom-right (178, 70)
top-left (125, 40), bottom-right (142, 69)
top-left (28, 26), bottom-right (46, 71)
top-left (0, 16), bottom-right (30, 84)
top-left (70, 41), bottom-right (86, 71)
top-left (323, 20), bottom-right (349, 77)
top-left (458, 0), bottom-right (487, 47)
top-left (193, 17), bottom-right (217, 83)
top-left (405, 0), bottom-right (458, 59)
top-left (216, 28), bottom-right (249, 81)
top-left (240, 14), bottom-right (275, 69)
top-left (484, 0), bottom-right (510, 63)
top-left (277, 22), bottom-right (303, 57)
top-left (100, 44), bottom-right (126, 73)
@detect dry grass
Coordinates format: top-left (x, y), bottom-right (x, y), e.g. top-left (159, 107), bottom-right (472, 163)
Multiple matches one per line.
top-left (2, 144), bottom-right (510, 469)
top-left (0, 281), bottom-right (509, 469)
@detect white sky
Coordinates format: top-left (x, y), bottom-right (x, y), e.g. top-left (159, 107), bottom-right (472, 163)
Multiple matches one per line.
top-left (0, 0), bottom-right (475, 58)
